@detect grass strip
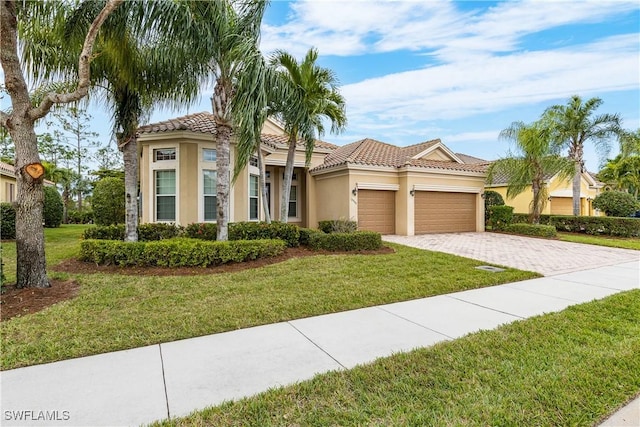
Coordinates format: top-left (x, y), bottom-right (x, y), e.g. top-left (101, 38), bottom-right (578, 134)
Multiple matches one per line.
top-left (155, 290), bottom-right (640, 427)
top-left (558, 232), bottom-right (640, 250)
top-left (1, 227), bottom-right (536, 370)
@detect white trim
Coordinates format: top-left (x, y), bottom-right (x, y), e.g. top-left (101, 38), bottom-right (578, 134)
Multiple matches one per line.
top-left (356, 182), bottom-right (400, 191)
top-left (549, 190), bottom-right (589, 198)
top-left (413, 184), bottom-right (481, 193)
top-left (412, 142), bottom-right (463, 164)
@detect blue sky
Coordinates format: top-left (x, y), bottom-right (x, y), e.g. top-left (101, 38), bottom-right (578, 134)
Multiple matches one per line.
top-left (94, 0), bottom-right (639, 172)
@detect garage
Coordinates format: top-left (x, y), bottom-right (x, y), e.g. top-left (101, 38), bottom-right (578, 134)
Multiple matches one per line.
top-left (550, 197), bottom-right (573, 215)
top-left (357, 190), bottom-right (395, 234)
top-left (415, 191), bottom-right (476, 234)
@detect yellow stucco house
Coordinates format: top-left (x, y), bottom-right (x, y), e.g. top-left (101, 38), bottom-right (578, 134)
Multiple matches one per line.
top-left (137, 112), bottom-right (489, 235)
top-left (485, 170), bottom-right (605, 216)
top-left (0, 161), bottom-right (17, 203)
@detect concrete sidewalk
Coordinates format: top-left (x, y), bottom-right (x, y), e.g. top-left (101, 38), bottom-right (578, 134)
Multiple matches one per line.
top-left (1, 261), bottom-right (638, 426)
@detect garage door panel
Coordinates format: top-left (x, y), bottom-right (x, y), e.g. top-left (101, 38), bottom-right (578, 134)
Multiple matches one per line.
top-left (415, 191), bottom-right (476, 234)
top-left (358, 190), bottom-right (395, 234)
top-left (550, 197), bottom-right (573, 215)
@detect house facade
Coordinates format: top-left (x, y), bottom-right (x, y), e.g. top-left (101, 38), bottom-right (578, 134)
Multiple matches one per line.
top-left (137, 113), bottom-right (488, 235)
top-left (486, 171), bottom-right (605, 216)
top-left (0, 161), bottom-right (17, 203)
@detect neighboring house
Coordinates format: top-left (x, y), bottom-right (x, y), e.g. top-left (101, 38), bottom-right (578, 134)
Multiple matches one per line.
top-left (137, 113), bottom-right (488, 235)
top-left (486, 170), bottom-right (605, 216)
top-left (0, 161), bottom-right (17, 203)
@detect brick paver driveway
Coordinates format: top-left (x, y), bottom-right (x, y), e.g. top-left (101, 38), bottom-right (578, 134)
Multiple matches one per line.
top-left (384, 232), bottom-right (640, 276)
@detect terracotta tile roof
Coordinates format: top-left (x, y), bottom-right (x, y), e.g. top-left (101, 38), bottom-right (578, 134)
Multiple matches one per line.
top-left (487, 167), bottom-right (555, 186)
top-left (456, 153), bottom-right (488, 164)
top-left (138, 112), bottom-right (337, 151)
top-left (313, 138), bottom-right (487, 173)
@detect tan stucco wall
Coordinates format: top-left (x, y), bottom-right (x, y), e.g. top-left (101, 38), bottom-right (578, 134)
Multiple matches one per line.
top-left (179, 143), bottom-right (198, 224)
top-left (0, 174), bottom-right (16, 203)
top-left (313, 170), bottom-right (352, 223)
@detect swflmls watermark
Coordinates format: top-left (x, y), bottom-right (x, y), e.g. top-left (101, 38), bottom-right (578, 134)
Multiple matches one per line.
top-left (4, 409), bottom-right (71, 422)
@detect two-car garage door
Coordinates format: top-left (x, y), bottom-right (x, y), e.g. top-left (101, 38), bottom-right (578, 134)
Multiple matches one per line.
top-left (357, 189), bottom-right (477, 234)
top-left (414, 191), bottom-right (476, 234)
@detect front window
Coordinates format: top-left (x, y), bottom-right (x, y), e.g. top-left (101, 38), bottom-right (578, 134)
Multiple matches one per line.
top-left (249, 156), bottom-right (258, 167)
top-left (155, 170), bottom-right (175, 221)
top-left (203, 170), bottom-right (217, 221)
top-left (203, 148), bottom-right (217, 162)
top-left (154, 148), bottom-right (176, 161)
top-left (288, 185), bottom-right (297, 218)
top-left (249, 175), bottom-right (259, 220)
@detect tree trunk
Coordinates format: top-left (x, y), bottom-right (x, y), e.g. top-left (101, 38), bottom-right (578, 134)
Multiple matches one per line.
top-left (13, 121), bottom-right (50, 288)
top-left (215, 122), bottom-right (231, 241)
top-left (279, 136), bottom-right (297, 222)
top-left (257, 147), bottom-right (270, 224)
top-left (531, 180), bottom-right (541, 225)
top-left (122, 137), bottom-right (138, 241)
top-left (572, 160), bottom-right (582, 216)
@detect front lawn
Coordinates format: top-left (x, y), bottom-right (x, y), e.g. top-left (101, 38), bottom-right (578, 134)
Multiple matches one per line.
top-left (156, 290), bottom-right (640, 427)
top-left (0, 226), bottom-right (537, 370)
top-left (558, 232), bottom-right (640, 250)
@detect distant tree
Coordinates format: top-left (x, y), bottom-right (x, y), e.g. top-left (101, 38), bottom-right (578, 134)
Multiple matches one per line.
top-left (0, 127), bottom-right (14, 162)
top-left (487, 121), bottom-right (573, 224)
top-left (483, 190), bottom-right (505, 225)
top-left (598, 155), bottom-right (640, 199)
top-left (43, 186), bottom-right (63, 228)
top-left (92, 177), bottom-right (125, 225)
top-left (544, 95), bottom-right (622, 216)
top-left (619, 128), bottom-right (640, 158)
top-left (592, 191), bottom-right (639, 217)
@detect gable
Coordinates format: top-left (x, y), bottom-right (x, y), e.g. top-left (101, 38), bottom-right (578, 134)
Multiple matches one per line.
top-left (261, 118), bottom-right (285, 136)
top-left (410, 142), bottom-right (463, 163)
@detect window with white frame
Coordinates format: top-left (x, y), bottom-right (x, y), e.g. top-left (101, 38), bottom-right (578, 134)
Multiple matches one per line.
top-left (155, 170), bottom-right (176, 221)
top-left (249, 175), bottom-right (259, 220)
top-left (249, 156), bottom-right (258, 167)
top-left (203, 170), bottom-right (217, 221)
top-left (288, 185), bottom-right (297, 218)
top-left (203, 148), bottom-right (217, 162)
top-left (154, 148), bottom-right (176, 161)
top-left (6, 183), bottom-right (15, 202)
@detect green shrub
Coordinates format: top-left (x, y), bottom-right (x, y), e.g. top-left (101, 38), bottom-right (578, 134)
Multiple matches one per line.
top-left (592, 191), bottom-right (639, 217)
top-left (484, 190), bottom-right (505, 225)
top-left (67, 209), bottom-right (93, 224)
top-left (308, 231), bottom-right (382, 251)
top-left (137, 223), bottom-right (183, 241)
top-left (229, 222), bottom-right (300, 247)
top-left (298, 227), bottom-right (318, 246)
top-left (185, 223), bottom-right (217, 240)
top-left (488, 205), bottom-right (514, 230)
top-left (83, 225), bottom-right (125, 240)
top-left (318, 219), bottom-right (358, 234)
top-left (512, 214), bottom-right (640, 238)
top-left (92, 177), bottom-right (125, 225)
top-left (0, 203), bottom-right (16, 240)
top-left (43, 186), bottom-right (63, 228)
top-left (504, 223), bottom-right (557, 238)
top-left (79, 238), bottom-right (286, 267)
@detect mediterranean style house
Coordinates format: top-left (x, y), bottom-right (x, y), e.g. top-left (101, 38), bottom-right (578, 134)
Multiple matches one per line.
top-left (137, 112), bottom-right (489, 235)
top-left (485, 170), bottom-right (605, 216)
top-left (0, 161), bottom-right (17, 203)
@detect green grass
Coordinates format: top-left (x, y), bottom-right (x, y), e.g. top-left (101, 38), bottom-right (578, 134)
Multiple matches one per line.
top-left (558, 232), bottom-right (640, 250)
top-left (154, 290), bottom-right (640, 427)
top-left (0, 226), bottom-right (537, 370)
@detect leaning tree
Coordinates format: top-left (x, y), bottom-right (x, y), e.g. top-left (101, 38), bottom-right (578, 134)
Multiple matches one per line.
top-left (0, 0), bottom-right (123, 288)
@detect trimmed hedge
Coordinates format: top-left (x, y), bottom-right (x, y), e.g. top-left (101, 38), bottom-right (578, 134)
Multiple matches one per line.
top-left (307, 231), bottom-right (382, 252)
top-left (504, 223), bottom-right (557, 238)
top-left (79, 238), bottom-right (286, 267)
top-left (83, 225), bottom-right (125, 240)
top-left (0, 203), bottom-right (16, 240)
top-left (229, 222), bottom-right (300, 247)
top-left (137, 223), bottom-right (183, 241)
top-left (488, 205), bottom-right (514, 230)
top-left (484, 190), bottom-right (505, 226)
top-left (318, 219), bottom-right (358, 234)
top-left (512, 214), bottom-right (640, 238)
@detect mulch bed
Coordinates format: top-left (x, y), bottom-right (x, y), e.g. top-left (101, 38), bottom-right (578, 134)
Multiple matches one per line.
top-left (1, 246), bottom-right (394, 322)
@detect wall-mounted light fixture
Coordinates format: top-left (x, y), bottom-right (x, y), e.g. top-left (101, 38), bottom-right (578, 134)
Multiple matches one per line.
top-left (547, 196), bottom-right (552, 201)
top-left (352, 186), bottom-right (358, 196)
top-left (409, 186), bottom-right (415, 197)
top-left (480, 192), bottom-right (486, 199)
top-left (587, 197), bottom-right (592, 202)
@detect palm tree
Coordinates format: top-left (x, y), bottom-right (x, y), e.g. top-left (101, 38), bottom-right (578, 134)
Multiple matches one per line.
top-left (62, 0), bottom-right (205, 241)
top-left (268, 48), bottom-right (347, 222)
top-left (620, 128), bottom-right (640, 158)
top-left (1, 0), bottom-right (122, 288)
top-left (487, 121), bottom-right (574, 224)
top-left (543, 95), bottom-right (622, 216)
top-left (598, 154), bottom-right (640, 199)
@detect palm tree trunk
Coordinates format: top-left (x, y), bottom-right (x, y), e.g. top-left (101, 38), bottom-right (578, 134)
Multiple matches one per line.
top-left (257, 147), bottom-right (270, 223)
top-left (122, 137), bottom-right (138, 241)
top-left (531, 181), bottom-right (541, 224)
top-left (572, 161), bottom-right (582, 216)
top-left (216, 122), bottom-right (231, 241)
top-left (280, 136), bottom-right (297, 222)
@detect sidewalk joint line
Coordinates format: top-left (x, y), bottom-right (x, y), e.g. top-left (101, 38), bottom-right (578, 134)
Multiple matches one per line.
top-left (375, 306), bottom-right (455, 340)
top-left (287, 322), bottom-right (347, 370)
top-left (158, 344), bottom-right (171, 420)
top-left (445, 295), bottom-right (525, 319)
